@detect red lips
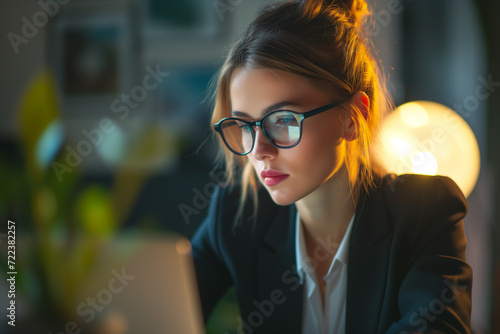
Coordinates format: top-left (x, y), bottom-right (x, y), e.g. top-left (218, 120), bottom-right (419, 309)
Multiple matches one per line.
top-left (261, 169), bottom-right (289, 186)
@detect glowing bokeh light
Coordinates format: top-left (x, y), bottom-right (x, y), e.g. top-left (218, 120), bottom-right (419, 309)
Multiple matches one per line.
top-left (390, 137), bottom-right (410, 155)
top-left (35, 120), bottom-right (64, 169)
top-left (398, 102), bottom-right (430, 128)
top-left (95, 120), bottom-right (126, 166)
top-left (375, 101), bottom-right (480, 197)
top-left (411, 151), bottom-right (438, 175)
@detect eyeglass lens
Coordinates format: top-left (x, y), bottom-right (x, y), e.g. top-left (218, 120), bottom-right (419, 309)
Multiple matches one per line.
top-left (220, 111), bottom-right (301, 154)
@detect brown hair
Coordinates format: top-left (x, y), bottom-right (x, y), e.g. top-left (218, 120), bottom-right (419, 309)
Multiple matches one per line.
top-left (210, 0), bottom-right (390, 222)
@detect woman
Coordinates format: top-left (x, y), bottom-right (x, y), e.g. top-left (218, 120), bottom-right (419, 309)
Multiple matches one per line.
top-left (192, 0), bottom-right (472, 333)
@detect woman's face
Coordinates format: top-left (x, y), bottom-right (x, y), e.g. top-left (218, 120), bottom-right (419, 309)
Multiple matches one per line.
top-left (229, 67), bottom-right (349, 205)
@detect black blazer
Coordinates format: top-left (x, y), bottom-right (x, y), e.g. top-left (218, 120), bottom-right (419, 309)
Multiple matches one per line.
top-left (191, 174), bottom-right (472, 334)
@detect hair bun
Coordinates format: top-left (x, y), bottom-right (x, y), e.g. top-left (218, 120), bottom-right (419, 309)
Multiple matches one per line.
top-left (337, 0), bottom-right (369, 26)
top-left (304, 0), bottom-right (369, 26)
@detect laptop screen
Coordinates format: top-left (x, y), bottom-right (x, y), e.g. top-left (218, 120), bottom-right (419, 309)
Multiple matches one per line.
top-left (71, 234), bottom-right (204, 334)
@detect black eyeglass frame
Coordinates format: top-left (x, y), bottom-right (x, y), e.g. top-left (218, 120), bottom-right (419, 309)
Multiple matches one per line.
top-left (213, 102), bottom-right (341, 156)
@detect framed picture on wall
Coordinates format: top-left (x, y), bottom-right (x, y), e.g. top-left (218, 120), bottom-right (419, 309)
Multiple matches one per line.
top-left (141, 0), bottom-right (225, 40)
top-left (49, 2), bottom-right (138, 108)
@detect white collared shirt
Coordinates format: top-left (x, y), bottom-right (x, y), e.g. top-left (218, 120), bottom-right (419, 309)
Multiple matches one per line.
top-left (295, 212), bottom-right (355, 334)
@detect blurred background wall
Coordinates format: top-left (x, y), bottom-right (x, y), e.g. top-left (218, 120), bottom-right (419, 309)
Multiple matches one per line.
top-left (0, 0), bottom-right (499, 333)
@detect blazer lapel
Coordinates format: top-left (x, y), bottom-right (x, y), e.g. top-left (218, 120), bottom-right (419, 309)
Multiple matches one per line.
top-left (346, 184), bottom-right (394, 334)
top-left (257, 204), bottom-right (303, 334)
top-left (254, 177), bottom-right (394, 334)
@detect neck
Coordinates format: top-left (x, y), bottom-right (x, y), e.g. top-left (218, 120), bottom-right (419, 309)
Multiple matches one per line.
top-left (295, 165), bottom-right (358, 243)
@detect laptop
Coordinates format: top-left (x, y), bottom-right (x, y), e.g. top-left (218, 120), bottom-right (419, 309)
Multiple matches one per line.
top-left (72, 234), bottom-right (205, 334)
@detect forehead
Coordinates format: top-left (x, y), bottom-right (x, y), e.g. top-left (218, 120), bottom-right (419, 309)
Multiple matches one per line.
top-left (229, 67), bottom-right (327, 113)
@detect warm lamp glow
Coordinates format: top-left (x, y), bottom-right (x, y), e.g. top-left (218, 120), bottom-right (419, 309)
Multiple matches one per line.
top-left (399, 102), bottom-right (430, 128)
top-left (390, 137), bottom-right (410, 155)
top-left (411, 151), bottom-right (438, 175)
top-left (375, 101), bottom-right (480, 197)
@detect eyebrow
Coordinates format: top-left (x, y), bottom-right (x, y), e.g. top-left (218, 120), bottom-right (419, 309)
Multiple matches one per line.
top-left (231, 101), bottom-right (301, 118)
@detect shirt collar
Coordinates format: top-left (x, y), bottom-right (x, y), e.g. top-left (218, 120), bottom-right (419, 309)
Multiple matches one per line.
top-left (295, 211), bottom-right (355, 284)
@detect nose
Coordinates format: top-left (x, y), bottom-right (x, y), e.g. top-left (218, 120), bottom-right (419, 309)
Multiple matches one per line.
top-left (251, 127), bottom-right (277, 160)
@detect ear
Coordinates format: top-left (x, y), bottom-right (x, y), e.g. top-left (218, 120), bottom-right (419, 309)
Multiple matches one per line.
top-left (342, 91), bottom-right (370, 141)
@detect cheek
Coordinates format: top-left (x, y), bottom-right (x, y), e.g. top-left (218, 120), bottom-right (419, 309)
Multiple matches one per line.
top-left (246, 118), bottom-right (345, 186)
top-left (292, 138), bottom-right (344, 178)
top-left (295, 119), bottom-right (344, 165)
top-left (278, 131), bottom-right (345, 188)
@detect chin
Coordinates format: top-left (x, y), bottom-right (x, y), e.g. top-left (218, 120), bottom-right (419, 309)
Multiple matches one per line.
top-left (265, 188), bottom-right (301, 206)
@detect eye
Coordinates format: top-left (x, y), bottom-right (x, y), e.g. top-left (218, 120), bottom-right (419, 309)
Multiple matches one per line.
top-left (269, 112), bottom-right (298, 127)
top-left (276, 116), bottom-right (294, 125)
top-left (237, 123), bottom-right (250, 131)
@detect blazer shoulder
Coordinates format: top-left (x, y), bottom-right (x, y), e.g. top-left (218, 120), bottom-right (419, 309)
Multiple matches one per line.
top-left (380, 173), bottom-right (468, 215)
top-left (370, 174), bottom-right (469, 245)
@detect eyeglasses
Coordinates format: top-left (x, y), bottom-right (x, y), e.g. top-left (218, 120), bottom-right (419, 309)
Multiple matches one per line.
top-left (213, 102), bottom-right (341, 155)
